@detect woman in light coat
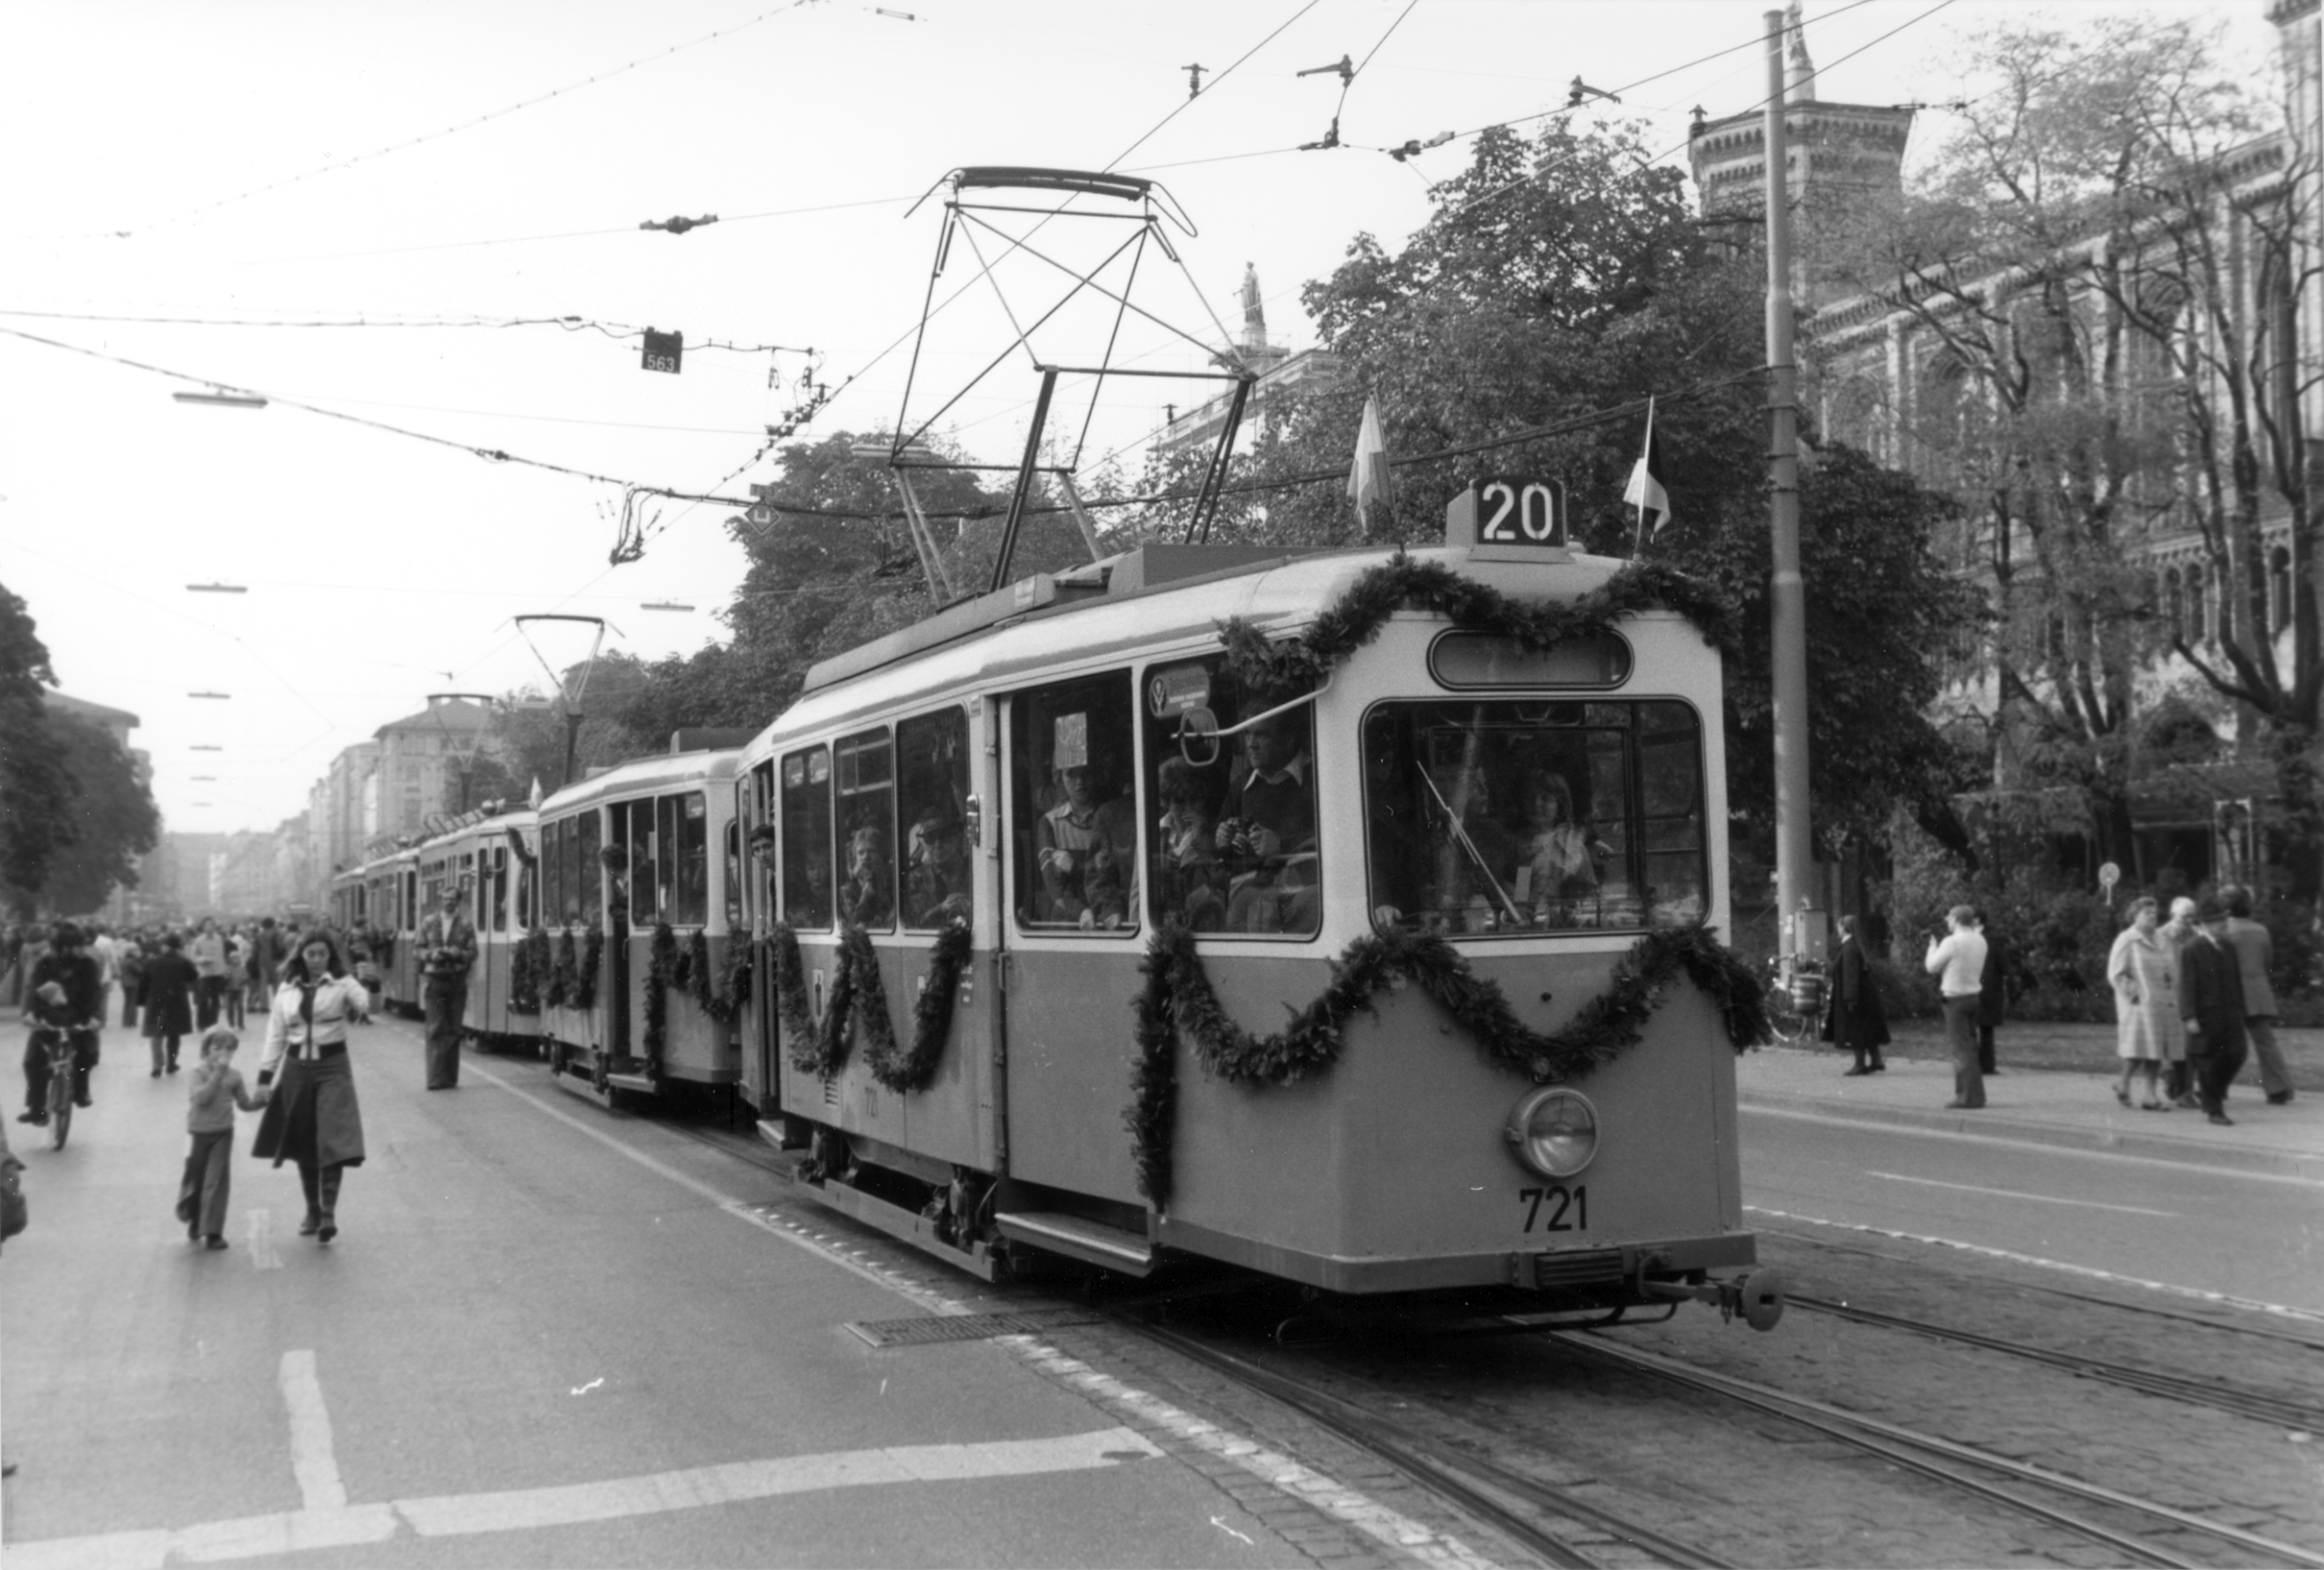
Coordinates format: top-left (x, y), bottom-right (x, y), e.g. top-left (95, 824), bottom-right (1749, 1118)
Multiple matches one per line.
top-left (2107, 896), bottom-right (2183, 1110)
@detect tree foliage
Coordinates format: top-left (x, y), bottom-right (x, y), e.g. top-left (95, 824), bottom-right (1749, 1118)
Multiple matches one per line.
top-left (34, 713), bottom-right (161, 916)
top-left (0, 582), bottom-right (73, 914)
top-left (1825, 14), bottom-right (2321, 894)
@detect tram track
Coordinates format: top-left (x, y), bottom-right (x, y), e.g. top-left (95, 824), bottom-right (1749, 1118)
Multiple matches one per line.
top-left (1787, 1292), bottom-right (2324, 1432)
top-left (1564, 1330), bottom-right (2324, 1570)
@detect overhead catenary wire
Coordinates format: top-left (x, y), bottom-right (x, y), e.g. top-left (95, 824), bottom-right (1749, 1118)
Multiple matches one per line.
top-left (100, 0), bottom-right (817, 238)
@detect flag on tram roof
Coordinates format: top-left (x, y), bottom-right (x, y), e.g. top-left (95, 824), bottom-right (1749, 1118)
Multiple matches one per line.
top-left (1623, 396), bottom-right (1670, 547)
top-left (528, 775), bottom-right (544, 809)
top-left (1346, 395), bottom-right (1394, 531)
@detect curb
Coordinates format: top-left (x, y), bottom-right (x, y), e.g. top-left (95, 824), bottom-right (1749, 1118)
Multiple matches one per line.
top-left (1738, 1092), bottom-right (2324, 1183)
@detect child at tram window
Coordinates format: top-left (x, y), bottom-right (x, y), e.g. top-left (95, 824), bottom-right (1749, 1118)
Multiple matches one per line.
top-left (1520, 774), bottom-right (1598, 928)
top-left (837, 826), bottom-right (893, 929)
top-left (1154, 758), bottom-right (1224, 930)
top-left (177, 1027), bottom-right (261, 1250)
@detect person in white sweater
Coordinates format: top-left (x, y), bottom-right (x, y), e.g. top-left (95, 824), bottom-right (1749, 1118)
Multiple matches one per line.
top-left (1925, 905), bottom-right (1990, 1110)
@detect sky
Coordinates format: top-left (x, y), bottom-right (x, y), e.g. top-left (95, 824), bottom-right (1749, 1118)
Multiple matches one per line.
top-left (0, 0), bottom-right (2286, 841)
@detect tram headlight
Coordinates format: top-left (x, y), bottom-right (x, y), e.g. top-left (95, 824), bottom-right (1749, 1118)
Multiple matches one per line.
top-left (1504, 1088), bottom-right (1598, 1178)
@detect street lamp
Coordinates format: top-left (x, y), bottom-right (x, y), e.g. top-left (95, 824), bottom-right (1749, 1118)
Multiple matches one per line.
top-left (641, 601), bottom-right (694, 612)
top-left (188, 691), bottom-right (230, 699)
top-left (191, 744), bottom-right (223, 752)
top-left (187, 583), bottom-right (248, 593)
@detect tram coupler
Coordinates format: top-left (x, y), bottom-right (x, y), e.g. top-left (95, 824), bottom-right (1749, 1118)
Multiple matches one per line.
top-left (1634, 1263), bottom-right (1787, 1331)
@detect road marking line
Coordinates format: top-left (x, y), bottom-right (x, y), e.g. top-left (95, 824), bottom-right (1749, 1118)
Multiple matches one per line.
top-left (278, 1351), bottom-right (347, 1511)
top-left (1862, 1170), bottom-right (2180, 1217)
top-left (0, 1432), bottom-right (1158, 1570)
top-left (1741, 1101), bottom-right (2324, 1189)
top-left (471, 1061), bottom-right (1489, 1564)
top-left (244, 1208), bottom-right (281, 1270)
top-left (1746, 1205), bottom-right (2324, 1324)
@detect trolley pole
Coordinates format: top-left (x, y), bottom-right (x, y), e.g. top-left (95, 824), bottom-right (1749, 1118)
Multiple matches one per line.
top-left (1764, 10), bottom-right (1818, 965)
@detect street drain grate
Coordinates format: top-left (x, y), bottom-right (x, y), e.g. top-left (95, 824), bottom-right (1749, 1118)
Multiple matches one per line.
top-left (847, 1309), bottom-right (1102, 1347)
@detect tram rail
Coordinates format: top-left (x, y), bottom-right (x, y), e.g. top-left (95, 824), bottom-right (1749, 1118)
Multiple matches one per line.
top-left (1788, 1293), bottom-right (2324, 1432)
top-left (1564, 1331), bottom-right (2324, 1570)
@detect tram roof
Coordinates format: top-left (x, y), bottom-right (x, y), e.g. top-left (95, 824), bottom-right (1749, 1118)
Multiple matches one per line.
top-left (536, 747), bottom-right (741, 820)
top-left (762, 543), bottom-right (1646, 747)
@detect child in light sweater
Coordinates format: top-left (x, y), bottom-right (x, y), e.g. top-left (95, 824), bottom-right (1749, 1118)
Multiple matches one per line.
top-left (178, 1027), bottom-right (262, 1249)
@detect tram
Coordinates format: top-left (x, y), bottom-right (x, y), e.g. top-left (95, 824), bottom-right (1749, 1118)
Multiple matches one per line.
top-left (732, 519), bottom-right (1783, 1327)
top-left (534, 746), bottom-right (746, 1101)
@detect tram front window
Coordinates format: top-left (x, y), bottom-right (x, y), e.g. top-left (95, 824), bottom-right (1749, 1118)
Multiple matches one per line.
top-left (1364, 700), bottom-right (1706, 935)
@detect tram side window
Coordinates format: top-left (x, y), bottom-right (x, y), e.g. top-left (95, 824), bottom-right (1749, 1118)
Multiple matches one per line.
top-left (1363, 700), bottom-right (1706, 935)
top-left (724, 819), bottom-right (743, 928)
top-left (835, 729), bottom-right (895, 931)
top-left (1012, 672), bottom-right (1138, 933)
top-left (578, 810), bottom-right (602, 922)
top-left (782, 747), bottom-right (834, 930)
top-left (898, 708), bottom-right (971, 930)
top-left (663, 792), bottom-right (709, 926)
top-left (748, 761), bottom-right (776, 926)
top-left (1141, 661), bottom-right (1319, 936)
top-left (625, 801), bottom-right (659, 924)
top-left (491, 845), bottom-right (510, 933)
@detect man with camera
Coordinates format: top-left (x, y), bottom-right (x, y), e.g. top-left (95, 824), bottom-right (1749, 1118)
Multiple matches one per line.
top-left (418, 884), bottom-right (476, 1090)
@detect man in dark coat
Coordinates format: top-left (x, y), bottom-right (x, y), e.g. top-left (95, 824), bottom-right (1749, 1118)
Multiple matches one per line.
top-left (2181, 898), bottom-right (2251, 1126)
top-left (19, 922), bottom-right (104, 1122)
top-left (139, 931), bottom-right (202, 1075)
top-left (1821, 913), bottom-right (1889, 1075)
top-left (418, 885), bottom-right (477, 1090)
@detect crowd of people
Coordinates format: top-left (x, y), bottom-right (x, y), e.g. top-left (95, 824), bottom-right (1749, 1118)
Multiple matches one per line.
top-left (2, 913), bottom-right (380, 1250)
top-left (1820, 889), bottom-right (2300, 1124)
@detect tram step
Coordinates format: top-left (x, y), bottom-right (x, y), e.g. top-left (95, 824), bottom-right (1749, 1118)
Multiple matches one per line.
top-left (994, 1212), bottom-right (1155, 1276)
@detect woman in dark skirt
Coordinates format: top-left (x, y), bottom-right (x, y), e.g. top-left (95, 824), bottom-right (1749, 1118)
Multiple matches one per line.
top-left (1821, 912), bottom-right (1890, 1075)
top-left (252, 930), bottom-right (371, 1243)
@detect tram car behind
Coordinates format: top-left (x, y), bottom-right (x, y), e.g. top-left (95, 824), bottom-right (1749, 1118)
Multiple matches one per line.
top-left (536, 746), bottom-right (745, 1103)
top-left (737, 539), bottom-right (1782, 1329)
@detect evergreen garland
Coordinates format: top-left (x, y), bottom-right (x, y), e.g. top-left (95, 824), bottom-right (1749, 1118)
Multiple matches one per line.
top-left (1217, 553), bottom-right (1731, 698)
top-left (766, 920), bottom-right (967, 1093)
top-left (1124, 920), bottom-right (1765, 1209)
top-left (576, 927), bottom-right (604, 1010)
top-left (510, 929), bottom-right (549, 1014)
top-left (547, 930), bottom-right (578, 1008)
top-left (642, 921), bottom-right (675, 1080)
top-left (866, 920), bottom-right (972, 1093)
top-left (686, 928), bottom-right (751, 1024)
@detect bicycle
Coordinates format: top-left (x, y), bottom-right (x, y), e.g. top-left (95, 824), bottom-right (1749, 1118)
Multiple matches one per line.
top-left (1761, 956), bottom-right (1828, 1046)
top-left (32, 1027), bottom-right (81, 1150)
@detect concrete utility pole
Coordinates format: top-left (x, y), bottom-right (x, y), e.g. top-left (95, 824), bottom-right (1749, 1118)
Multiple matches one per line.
top-left (1764, 9), bottom-right (1818, 963)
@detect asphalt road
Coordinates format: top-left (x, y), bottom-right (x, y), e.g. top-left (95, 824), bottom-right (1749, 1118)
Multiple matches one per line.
top-left (1738, 1104), bottom-right (2324, 1316)
top-left (0, 1013), bottom-right (1430, 1570)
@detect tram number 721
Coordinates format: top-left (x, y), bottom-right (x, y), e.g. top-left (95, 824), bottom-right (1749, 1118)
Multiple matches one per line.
top-left (1517, 1185), bottom-right (1588, 1233)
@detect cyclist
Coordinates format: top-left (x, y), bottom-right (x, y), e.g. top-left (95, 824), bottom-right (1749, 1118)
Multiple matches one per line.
top-left (18, 921), bottom-right (103, 1126)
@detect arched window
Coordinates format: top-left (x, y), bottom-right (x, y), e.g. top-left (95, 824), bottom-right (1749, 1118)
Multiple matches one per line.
top-left (2165, 568), bottom-right (2185, 645)
top-left (2271, 546), bottom-right (2292, 635)
top-left (2187, 564), bottom-right (2207, 644)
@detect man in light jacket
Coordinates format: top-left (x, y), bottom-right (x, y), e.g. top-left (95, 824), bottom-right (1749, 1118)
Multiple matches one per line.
top-left (1925, 905), bottom-right (1989, 1110)
top-left (418, 886), bottom-right (476, 1091)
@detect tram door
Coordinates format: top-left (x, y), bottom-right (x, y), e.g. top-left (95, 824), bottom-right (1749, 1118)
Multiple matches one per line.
top-left (994, 673), bottom-right (1147, 1207)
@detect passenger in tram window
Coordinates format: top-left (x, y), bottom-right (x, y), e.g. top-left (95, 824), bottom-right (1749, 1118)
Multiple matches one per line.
top-left (1038, 761), bottom-right (1137, 930)
top-left (1520, 774), bottom-right (1599, 928)
top-left (1153, 758), bottom-right (1224, 930)
top-left (1417, 761), bottom-right (1522, 933)
top-left (906, 806), bottom-right (971, 928)
top-left (1218, 713), bottom-right (1319, 934)
top-left (837, 826), bottom-right (893, 929)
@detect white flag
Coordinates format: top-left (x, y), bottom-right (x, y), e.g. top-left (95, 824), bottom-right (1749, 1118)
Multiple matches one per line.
top-left (528, 775), bottom-right (545, 809)
top-left (1346, 396), bottom-right (1394, 526)
top-left (1623, 396), bottom-right (1671, 540)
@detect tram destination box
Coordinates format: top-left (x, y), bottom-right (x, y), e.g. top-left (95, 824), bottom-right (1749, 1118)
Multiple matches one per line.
top-left (1444, 477), bottom-right (1571, 562)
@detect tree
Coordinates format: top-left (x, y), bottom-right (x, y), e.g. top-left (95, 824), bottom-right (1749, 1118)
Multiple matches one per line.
top-left (0, 583), bottom-right (80, 916)
top-left (33, 712), bottom-right (160, 916)
top-left (1828, 15), bottom-right (2321, 895)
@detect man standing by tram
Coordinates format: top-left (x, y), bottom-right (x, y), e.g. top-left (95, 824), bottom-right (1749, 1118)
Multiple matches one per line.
top-left (418, 884), bottom-right (476, 1090)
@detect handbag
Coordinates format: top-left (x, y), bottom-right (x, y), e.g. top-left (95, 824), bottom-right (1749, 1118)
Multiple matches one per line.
top-left (1, 1158), bottom-right (26, 1241)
